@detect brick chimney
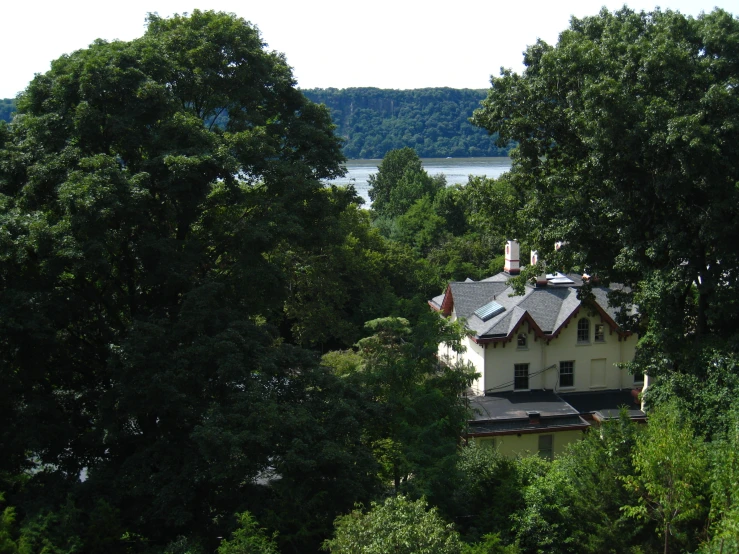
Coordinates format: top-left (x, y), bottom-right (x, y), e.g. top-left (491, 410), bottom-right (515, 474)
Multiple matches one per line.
top-left (504, 240), bottom-right (520, 275)
top-left (531, 250), bottom-right (547, 287)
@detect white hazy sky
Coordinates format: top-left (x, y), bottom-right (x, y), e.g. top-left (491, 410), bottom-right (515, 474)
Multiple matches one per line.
top-left (2, 0), bottom-right (737, 98)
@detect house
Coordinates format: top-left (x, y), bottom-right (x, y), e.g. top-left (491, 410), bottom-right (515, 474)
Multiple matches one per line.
top-left (429, 240), bottom-right (646, 458)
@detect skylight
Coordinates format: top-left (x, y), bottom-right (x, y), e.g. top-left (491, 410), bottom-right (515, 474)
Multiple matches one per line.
top-left (475, 300), bottom-right (505, 321)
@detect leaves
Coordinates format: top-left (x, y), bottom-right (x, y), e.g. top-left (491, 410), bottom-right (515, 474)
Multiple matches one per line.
top-left (324, 496), bottom-right (463, 554)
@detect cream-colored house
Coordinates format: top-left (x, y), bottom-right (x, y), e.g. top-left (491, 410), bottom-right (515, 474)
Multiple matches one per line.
top-left (429, 240), bottom-right (646, 458)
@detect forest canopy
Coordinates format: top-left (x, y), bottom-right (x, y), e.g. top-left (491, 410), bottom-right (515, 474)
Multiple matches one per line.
top-left (2, 88), bottom-right (512, 158)
top-left (303, 87), bottom-right (511, 158)
top-left (473, 6), bottom-right (739, 380)
top-left (0, 99), bottom-right (15, 122)
top-left (2, 5), bottom-right (739, 554)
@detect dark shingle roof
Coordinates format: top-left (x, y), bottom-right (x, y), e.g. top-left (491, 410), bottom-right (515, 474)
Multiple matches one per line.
top-left (433, 271), bottom-right (628, 341)
top-left (448, 281), bottom-right (509, 320)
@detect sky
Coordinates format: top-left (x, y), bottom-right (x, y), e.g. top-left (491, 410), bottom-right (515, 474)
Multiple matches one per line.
top-left (2, 0), bottom-right (738, 98)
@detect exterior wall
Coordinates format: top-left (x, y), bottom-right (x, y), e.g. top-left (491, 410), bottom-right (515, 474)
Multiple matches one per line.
top-left (439, 334), bottom-right (486, 394)
top-left (482, 315), bottom-right (638, 393)
top-left (474, 429), bottom-right (585, 458)
top-left (465, 338), bottom-right (486, 395)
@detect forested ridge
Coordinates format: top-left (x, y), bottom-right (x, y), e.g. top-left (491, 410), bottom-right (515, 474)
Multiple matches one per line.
top-left (1, 89), bottom-right (511, 160)
top-left (1, 7), bottom-right (739, 554)
top-left (0, 99), bottom-right (15, 122)
top-left (302, 88), bottom-right (511, 159)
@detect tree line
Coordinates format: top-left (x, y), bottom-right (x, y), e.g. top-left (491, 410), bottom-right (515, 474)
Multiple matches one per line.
top-left (0, 99), bottom-right (15, 123)
top-left (2, 89), bottom-right (512, 160)
top-left (302, 87), bottom-right (512, 159)
top-left (1, 6), bottom-right (739, 554)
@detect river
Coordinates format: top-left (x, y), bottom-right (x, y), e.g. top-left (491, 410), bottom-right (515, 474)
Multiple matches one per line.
top-left (325, 157), bottom-right (512, 205)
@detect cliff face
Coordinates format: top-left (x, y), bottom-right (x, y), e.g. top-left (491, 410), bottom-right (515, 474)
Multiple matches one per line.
top-left (302, 88), bottom-right (510, 159)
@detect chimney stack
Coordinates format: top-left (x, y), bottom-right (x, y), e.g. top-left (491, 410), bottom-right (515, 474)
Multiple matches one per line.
top-left (504, 240), bottom-right (520, 275)
top-left (531, 250), bottom-right (547, 287)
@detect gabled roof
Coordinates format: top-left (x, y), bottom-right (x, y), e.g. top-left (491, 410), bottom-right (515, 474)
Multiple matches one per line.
top-left (430, 271), bottom-right (632, 344)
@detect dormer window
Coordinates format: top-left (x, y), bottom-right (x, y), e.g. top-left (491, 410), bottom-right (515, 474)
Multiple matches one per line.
top-left (577, 318), bottom-right (590, 342)
top-left (517, 333), bottom-right (527, 348)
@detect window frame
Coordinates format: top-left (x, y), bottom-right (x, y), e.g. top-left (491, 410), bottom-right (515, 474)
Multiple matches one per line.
top-left (559, 360), bottom-right (574, 388)
top-left (538, 434), bottom-right (554, 460)
top-left (517, 333), bottom-right (528, 349)
top-left (514, 363), bottom-right (530, 391)
top-left (577, 318), bottom-right (590, 343)
top-left (594, 323), bottom-right (605, 342)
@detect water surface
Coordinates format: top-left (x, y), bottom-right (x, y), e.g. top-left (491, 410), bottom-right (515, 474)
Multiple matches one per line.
top-left (326, 157), bottom-right (512, 205)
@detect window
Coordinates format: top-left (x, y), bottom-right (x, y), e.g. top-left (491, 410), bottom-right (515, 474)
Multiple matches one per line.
top-left (594, 323), bottom-right (605, 342)
top-left (479, 438), bottom-right (496, 450)
top-left (634, 369), bottom-right (644, 384)
top-left (559, 361), bottom-right (574, 387)
top-left (514, 363), bottom-right (529, 390)
top-left (577, 318), bottom-right (590, 342)
top-left (538, 435), bottom-right (553, 460)
top-left (517, 333), bottom-right (527, 348)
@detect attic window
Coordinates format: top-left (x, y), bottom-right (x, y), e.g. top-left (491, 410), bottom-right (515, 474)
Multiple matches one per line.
top-left (474, 301), bottom-right (505, 322)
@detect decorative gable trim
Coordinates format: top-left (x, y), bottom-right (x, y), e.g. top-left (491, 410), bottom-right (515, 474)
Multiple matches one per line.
top-left (472, 310), bottom-right (546, 344)
top-left (470, 298), bottom-right (631, 344)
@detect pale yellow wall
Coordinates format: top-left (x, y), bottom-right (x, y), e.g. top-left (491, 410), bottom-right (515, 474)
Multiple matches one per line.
top-left (482, 315), bottom-right (638, 393)
top-left (474, 429), bottom-right (585, 458)
top-left (438, 328), bottom-right (487, 394)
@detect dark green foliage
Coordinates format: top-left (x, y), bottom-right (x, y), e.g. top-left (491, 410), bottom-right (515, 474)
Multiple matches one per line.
top-left (701, 409), bottom-right (739, 553)
top-left (462, 534), bottom-right (520, 554)
top-left (0, 494), bottom-right (17, 554)
top-left (472, 7), bottom-right (739, 372)
top-left (276, 187), bottom-right (440, 351)
top-left (0, 10), bottom-right (384, 551)
top-left (368, 147), bottom-right (444, 218)
top-left (513, 413), bottom-right (646, 554)
top-left (622, 404), bottom-right (710, 554)
top-left (643, 345), bottom-right (739, 439)
top-left (447, 443), bottom-right (537, 544)
top-left (330, 314), bottom-right (474, 500)
top-left (0, 99), bottom-right (14, 123)
top-left (303, 88), bottom-right (511, 158)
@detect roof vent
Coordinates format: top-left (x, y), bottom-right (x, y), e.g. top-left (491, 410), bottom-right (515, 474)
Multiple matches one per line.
top-left (475, 300), bottom-right (505, 321)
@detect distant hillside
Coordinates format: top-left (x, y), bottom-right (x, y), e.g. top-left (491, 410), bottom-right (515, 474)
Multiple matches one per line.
top-left (2, 89), bottom-right (509, 159)
top-left (302, 87), bottom-right (509, 159)
top-left (0, 99), bottom-right (16, 122)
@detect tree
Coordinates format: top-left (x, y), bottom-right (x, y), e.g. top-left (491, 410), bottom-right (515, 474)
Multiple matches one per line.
top-left (513, 411), bottom-right (647, 554)
top-left (701, 408), bottom-right (739, 553)
top-left (447, 442), bottom-right (532, 545)
top-left (216, 512), bottom-right (278, 554)
top-left (355, 315), bottom-right (474, 498)
top-left (323, 495), bottom-right (463, 554)
top-left (0, 9), bottom-right (358, 549)
top-left (472, 8), bottom-right (739, 369)
top-left (622, 404), bottom-right (709, 554)
top-left (368, 147), bottom-right (443, 218)
top-left (0, 99), bottom-right (14, 123)
top-left (0, 494), bottom-right (17, 554)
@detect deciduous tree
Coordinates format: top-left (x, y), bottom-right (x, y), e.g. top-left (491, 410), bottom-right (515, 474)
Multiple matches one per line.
top-left (0, 9), bottom-right (364, 550)
top-left (472, 7), bottom-right (739, 368)
top-left (324, 495), bottom-right (463, 554)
